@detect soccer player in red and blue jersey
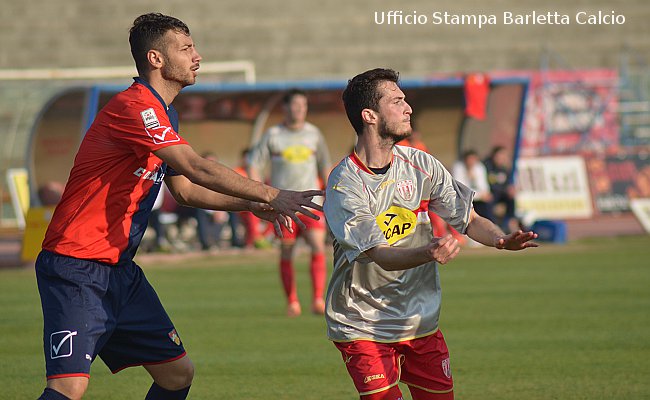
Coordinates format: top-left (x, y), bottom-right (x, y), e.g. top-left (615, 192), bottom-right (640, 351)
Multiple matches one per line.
top-left (35, 13), bottom-right (322, 400)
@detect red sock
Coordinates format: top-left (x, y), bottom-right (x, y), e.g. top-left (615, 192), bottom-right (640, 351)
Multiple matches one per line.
top-left (310, 253), bottom-right (326, 300)
top-left (280, 259), bottom-right (298, 303)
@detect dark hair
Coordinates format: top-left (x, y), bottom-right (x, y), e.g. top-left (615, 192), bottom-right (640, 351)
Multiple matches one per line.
top-left (282, 88), bottom-right (307, 105)
top-left (129, 13), bottom-right (190, 76)
top-left (462, 149), bottom-right (479, 161)
top-left (342, 68), bottom-right (400, 135)
top-left (489, 145), bottom-right (506, 159)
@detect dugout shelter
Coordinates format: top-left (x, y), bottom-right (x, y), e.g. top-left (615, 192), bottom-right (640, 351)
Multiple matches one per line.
top-left (26, 76), bottom-right (529, 206)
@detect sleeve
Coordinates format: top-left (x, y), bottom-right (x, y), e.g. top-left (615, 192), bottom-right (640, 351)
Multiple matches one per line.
top-left (248, 130), bottom-right (272, 172)
top-left (315, 130), bottom-right (332, 176)
top-left (110, 99), bottom-right (188, 158)
top-left (324, 168), bottom-right (387, 263)
top-left (428, 157), bottom-right (475, 234)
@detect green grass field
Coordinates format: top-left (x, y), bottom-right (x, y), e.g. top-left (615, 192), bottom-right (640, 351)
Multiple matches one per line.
top-left (1, 235), bottom-right (649, 399)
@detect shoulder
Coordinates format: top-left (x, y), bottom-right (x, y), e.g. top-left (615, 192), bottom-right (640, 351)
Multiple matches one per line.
top-left (327, 156), bottom-right (362, 187)
top-left (394, 145), bottom-right (440, 168)
top-left (303, 122), bottom-right (322, 134)
top-left (112, 83), bottom-right (167, 120)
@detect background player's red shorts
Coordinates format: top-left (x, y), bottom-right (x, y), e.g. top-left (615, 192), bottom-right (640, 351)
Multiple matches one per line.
top-left (334, 330), bottom-right (453, 397)
top-left (276, 210), bottom-right (325, 241)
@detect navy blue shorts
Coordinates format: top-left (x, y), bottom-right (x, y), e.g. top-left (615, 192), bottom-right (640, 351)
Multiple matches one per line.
top-left (35, 250), bottom-right (186, 379)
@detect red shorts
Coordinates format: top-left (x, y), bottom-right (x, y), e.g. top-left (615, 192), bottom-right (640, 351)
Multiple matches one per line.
top-left (276, 210), bottom-right (325, 241)
top-left (334, 330), bottom-right (453, 397)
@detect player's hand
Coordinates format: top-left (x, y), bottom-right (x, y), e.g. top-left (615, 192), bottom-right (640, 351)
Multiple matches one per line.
top-left (249, 202), bottom-right (293, 237)
top-left (428, 234), bottom-right (461, 264)
top-left (495, 230), bottom-right (539, 250)
top-left (268, 189), bottom-right (324, 230)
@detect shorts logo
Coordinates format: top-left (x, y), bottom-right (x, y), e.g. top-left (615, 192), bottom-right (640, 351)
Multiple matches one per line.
top-left (442, 357), bottom-right (452, 378)
top-left (363, 373), bottom-right (385, 384)
top-left (141, 108), bottom-right (160, 129)
top-left (396, 180), bottom-right (414, 201)
top-left (376, 205), bottom-right (417, 245)
top-left (168, 329), bottom-right (182, 346)
top-left (50, 330), bottom-right (77, 359)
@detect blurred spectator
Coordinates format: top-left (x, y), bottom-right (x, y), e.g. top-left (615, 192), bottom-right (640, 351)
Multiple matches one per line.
top-left (452, 149), bottom-right (494, 222)
top-left (193, 151), bottom-right (244, 250)
top-left (146, 183), bottom-right (172, 252)
top-left (37, 181), bottom-right (64, 206)
top-left (484, 146), bottom-right (516, 232)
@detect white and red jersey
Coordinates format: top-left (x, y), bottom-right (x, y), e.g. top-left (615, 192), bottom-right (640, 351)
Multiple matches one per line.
top-left (324, 145), bottom-right (474, 342)
top-left (248, 122), bottom-right (330, 205)
top-left (43, 78), bottom-right (188, 265)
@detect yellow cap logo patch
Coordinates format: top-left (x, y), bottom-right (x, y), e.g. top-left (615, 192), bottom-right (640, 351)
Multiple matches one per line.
top-left (281, 145), bottom-right (313, 163)
top-left (376, 206), bottom-right (417, 244)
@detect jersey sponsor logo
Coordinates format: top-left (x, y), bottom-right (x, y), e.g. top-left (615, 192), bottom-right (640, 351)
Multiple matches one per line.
top-left (281, 145), bottom-right (313, 163)
top-left (363, 373), bottom-right (385, 384)
top-left (140, 108), bottom-right (160, 129)
top-left (396, 179), bottom-right (414, 201)
top-left (133, 164), bottom-right (164, 183)
top-left (146, 125), bottom-right (181, 145)
top-left (376, 205), bottom-right (417, 244)
top-left (442, 357), bottom-right (452, 378)
top-left (168, 329), bottom-right (182, 346)
top-left (50, 330), bottom-right (77, 359)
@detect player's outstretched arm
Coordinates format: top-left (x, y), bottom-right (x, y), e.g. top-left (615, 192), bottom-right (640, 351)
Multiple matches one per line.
top-left (465, 209), bottom-right (538, 250)
top-left (165, 174), bottom-right (292, 234)
top-left (365, 234), bottom-right (461, 271)
top-left (155, 145), bottom-right (323, 227)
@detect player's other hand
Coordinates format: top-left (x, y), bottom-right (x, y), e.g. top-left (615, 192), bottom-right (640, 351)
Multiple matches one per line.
top-left (429, 234), bottom-right (461, 264)
top-left (249, 202), bottom-right (294, 237)
top-left (495, 230), bottom-right (539, 250)
top-left (269, 189), bottom-right (324, 230)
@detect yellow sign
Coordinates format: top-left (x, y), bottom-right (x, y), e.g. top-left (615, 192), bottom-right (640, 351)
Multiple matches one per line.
top-left (375, 205), bottom-right (417, 245)
top-left (21, 206), bottom-right (55, 262)
top-left (7, 168), bottom-right (30, 228)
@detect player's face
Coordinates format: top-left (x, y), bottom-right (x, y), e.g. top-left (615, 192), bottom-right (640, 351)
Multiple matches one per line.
top-left (160, 30), bottom-right (202, 87)
top-left (284, 94), bottom-right (308, 125)
top-left (375, 81), bottom-right (412, 144)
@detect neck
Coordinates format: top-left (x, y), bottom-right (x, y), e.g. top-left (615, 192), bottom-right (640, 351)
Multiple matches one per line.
top-left (284, 120), bottom-right (305, 131)
top-left (143, 73), bottom-right (182, 106)
top-left (354, 129), bottom-right (394, 168)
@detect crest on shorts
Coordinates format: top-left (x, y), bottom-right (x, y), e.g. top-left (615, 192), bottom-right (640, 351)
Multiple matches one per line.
top-left (441, 358), bottom-right (452, 378)
top-left (396, 179), bottom-right (414, 201)
top-left (50, 330), bottom-right (77, 359)
top-left (168, 329), bottom-right (182, 346)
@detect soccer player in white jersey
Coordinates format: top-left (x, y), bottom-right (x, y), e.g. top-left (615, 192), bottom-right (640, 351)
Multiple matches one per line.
top-left (324, 68), bottom-right (538, 400)
top-left (248, 89), bottom-right (332, 316)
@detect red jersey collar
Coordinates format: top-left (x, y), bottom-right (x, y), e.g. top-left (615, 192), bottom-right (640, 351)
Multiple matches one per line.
top-left (349, 149), bottom-right (394, 175)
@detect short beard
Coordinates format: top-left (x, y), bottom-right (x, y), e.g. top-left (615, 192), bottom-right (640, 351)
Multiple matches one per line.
top-left (160, 55), bottom-right (194, 88)
top-left (378, 119), bottom-right (412, 145)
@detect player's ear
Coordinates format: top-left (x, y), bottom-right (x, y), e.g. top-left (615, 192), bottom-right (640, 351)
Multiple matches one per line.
top-left (361, 108), bottom-right (377, 125)
top-left (147, 50), bottom-right (164, 70)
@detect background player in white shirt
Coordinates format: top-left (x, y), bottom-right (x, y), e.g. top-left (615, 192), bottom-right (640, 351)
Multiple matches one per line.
top-left (324, 68), bottom-right (537, 400)
top-left (249, 89), bottom-right (332, 316)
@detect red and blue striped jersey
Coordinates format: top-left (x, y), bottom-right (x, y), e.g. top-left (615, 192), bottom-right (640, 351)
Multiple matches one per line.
top-left (42, 78), bottom-right (188, 265)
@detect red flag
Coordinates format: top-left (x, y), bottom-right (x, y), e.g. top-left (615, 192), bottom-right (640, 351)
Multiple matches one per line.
top-left (464, 73), bottom-right (490, 120)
